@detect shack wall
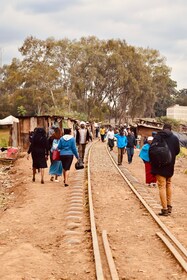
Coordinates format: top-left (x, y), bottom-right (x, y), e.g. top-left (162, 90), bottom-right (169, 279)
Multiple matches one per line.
top-left (17, 116), bottom-right (76, 151)
top-left (136, 126), bottom-right (161, 147)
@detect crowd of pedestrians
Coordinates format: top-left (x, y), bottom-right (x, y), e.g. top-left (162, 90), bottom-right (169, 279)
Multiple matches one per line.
top-left (27, 121), bottom-right (180, 217)
top-left (27, 121), bottom-right (93, 187)
top-left (94, 122), bottom-right (180, 217)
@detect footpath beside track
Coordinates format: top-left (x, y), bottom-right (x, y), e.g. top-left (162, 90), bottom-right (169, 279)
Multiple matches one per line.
top-left (88, 141), bottom-right (187, 279)
top-left (0, 139), bottom-right (186, 279)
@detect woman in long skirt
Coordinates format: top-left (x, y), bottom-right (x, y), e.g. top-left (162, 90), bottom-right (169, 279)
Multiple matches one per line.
top-left (48, 128), bottom-right (63, 182)
top-left (27, 127), bottom-right (48, 184)
top-left (139, 136), bottom-right (157, 186)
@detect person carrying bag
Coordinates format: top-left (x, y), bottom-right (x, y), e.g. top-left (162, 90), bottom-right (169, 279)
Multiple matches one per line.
top-left (75, 158), bottom-right (84, 170)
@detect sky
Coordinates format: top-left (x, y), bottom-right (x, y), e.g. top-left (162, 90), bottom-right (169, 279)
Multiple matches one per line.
top-left (1, 0), bottom-right (187, 90)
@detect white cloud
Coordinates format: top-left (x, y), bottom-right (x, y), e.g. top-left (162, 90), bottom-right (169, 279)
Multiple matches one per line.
top-left (0, 0), bottom-right (187, 89)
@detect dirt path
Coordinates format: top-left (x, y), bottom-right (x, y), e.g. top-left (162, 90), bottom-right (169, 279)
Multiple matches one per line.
top-left (0, 143), bottom-right (186, 280)
top-left (118, 147), bottom-right (187, 249)
top-left (90, 141), bottom-right (187, 280)
top-left (0, 155), bottom-right (95, 280)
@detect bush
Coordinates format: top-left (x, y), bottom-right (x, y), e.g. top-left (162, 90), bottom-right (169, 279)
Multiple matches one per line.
top-left (157, 116), bottom-right (181, 131)
top-left (0, 128), bottom-right (9, 147)
top-left (177, 147), bottom-right (187, 158)
top-left (0, 138), bottom-right (8, 147)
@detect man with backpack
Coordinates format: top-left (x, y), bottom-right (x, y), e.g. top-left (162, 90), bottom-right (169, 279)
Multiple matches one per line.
top-left (149, 123), bottom-right (180, 216)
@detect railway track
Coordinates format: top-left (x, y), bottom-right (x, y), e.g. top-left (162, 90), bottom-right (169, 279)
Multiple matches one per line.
top-left (1, 140), bottom-right (186, 279)
top-left (87, 140), bottom-right (187, 279)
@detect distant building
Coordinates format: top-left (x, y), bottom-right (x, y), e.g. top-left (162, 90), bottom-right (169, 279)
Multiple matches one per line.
top-left (167, 104), bottom-right (187, 121)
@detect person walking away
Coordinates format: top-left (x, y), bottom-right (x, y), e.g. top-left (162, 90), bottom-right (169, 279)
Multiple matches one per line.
top-left (106, 127), bottom-right (115, 151)
top-left (150, 123), bottom-right (180, 216)
top-left (29, 128), bottom-right (40, 173)
top-left (86, 122), bottom-right (93, 141)
top-left (100, 126), bottom-right (106, 142)
top-left (126, 129), bottom-right (136, 164)
top-left (139, 136), bottom-right (157, 186)
top-left (48, 127), bottom-right (63, 182)
top-left (27, 127), bottom-right (48, 184)
top-left (58, 128), bottom-right (79, 187)
top-left (76, 121), bottom-right (90, 163)
top-left (95, 126), bottom-right (99, 138)
top-left (114, 128), bottom-right (128, 165)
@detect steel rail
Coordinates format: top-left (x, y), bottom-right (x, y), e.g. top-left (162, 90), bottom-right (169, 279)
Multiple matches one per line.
top-left (156, 232), bottom-right (187, 272)
top-left (102, 230), bottom-right (119, 280)
top-left (87, 142), bottom-right (104, 280)
top-left (106, 146), bottom-right (187, 262)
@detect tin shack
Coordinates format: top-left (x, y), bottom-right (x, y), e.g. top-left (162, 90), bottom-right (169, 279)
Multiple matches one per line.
top-left (17, 115), bottom-right (77, 151)
top-left (136, 118), bottom-right (163, 147)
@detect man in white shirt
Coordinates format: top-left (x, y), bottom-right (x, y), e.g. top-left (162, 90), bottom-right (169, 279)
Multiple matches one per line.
top-left (106, 127), bottom-right (115, 151)
top-left (75, 121), bottom-right (90, 163)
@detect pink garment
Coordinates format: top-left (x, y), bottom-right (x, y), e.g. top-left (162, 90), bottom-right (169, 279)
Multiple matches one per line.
top-left (7, 147), bottom-right (18, 158)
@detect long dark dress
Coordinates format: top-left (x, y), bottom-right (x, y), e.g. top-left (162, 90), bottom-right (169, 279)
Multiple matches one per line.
top-left (28, 128), bottom-right (48, 169)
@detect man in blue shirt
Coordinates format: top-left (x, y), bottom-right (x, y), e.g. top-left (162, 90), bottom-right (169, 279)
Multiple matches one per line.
top-left (114, 128), bottom-right (128, 165)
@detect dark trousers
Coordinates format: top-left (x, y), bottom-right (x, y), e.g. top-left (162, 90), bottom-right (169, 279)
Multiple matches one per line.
top-left (108, 139), bottom-right (114, 150)
top-left (101, 134), bottom-right (105, 142)
top-left (126, 147), bottom-right (134, 163)
top-left (78, 143), bottom-right (86, 162)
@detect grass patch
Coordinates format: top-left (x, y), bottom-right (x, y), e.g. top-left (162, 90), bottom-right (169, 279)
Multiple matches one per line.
top-left (178, 147), bottom-right (187, 157)
top-left (177, 147), bottom-right (187, 175)
top-left (0, 127), bottom-right (9, 147)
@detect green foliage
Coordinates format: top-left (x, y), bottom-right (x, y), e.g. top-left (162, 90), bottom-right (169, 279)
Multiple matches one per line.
top-left (175, 89), bottom-right (187, 106)
top-left (177, 147), bottom-right (187, 177)
top-left (178, 147), bottom-right (187, 157)
top-left (0, 93), bottom-right (12, 119)
top-left (66, 111), bottom-right (88, 121)
top-left (0, 128), bottom-right (9, 147)
top-left (0, 36), bottom-right (179, 122)
top-left (17, 105), bottom-right (27, 116)
top-left (157, 116), bottom-right (181, 130)
top-left (0, 138), bottom-right (8, 147)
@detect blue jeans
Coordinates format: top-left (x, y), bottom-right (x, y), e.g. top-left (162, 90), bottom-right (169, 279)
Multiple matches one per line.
top-left (126, 147), bottom-right (134, 163)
